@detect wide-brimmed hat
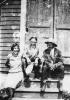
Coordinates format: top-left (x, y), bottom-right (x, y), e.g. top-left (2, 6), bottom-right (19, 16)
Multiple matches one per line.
top-left (29, 37), bottom-right (37, 43)
top-left (45, 38), bottom-right (57, 47)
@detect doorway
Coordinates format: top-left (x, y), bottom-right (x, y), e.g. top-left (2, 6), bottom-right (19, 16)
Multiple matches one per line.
top-left (26, 0), bottom-right (70, 62)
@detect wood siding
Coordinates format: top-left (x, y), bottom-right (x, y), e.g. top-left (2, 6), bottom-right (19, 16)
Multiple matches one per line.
top-left (0, 0), bottom-right (21, 70)
top-left (0, 0), bottom-right (70, 72)
top-left (26, 0), bottom-right (70, 64)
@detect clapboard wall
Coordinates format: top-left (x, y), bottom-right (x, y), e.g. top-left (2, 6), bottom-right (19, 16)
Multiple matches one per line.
top-left (0, 0), bottom-right (21, 71)
top-left (0, 0), bottom-right (70, 72)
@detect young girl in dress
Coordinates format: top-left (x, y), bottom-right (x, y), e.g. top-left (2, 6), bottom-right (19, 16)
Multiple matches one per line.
top-left (0, 43), bottom-right (24, 100)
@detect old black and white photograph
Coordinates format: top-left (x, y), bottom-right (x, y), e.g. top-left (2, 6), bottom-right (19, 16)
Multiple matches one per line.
top-left (0, 0), bottom-right (70, 100)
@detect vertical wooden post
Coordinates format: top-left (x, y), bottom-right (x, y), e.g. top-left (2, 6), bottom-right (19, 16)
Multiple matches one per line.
top-left (20, 0), bottom-right (27, 53)
top-left (0, 6), bottom-right (1, 64)
top-left (52, 0), bottom-right (57, 42)
top-left (53, 0), bottom-right (55, 38)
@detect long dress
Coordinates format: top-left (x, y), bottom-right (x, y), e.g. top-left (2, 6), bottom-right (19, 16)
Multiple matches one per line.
top-left (4, 53), bottom-right (23, 89)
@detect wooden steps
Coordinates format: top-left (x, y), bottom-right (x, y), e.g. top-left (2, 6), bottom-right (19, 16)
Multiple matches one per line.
top-left (14, 78), bottom-right (60, 99)
top-left (0, 73), bottom-right (67, 99)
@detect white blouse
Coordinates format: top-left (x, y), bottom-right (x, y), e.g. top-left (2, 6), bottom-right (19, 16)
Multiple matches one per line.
top-left (7, 53), bottom-right (22, 72)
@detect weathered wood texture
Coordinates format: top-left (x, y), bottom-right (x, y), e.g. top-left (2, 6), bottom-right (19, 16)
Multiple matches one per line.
top-left (0, 0), bottom-right (70, 70)
top-left (0, 0), bottom-right (21, 68)
top-left (26, 0), bottom-right (70, 64)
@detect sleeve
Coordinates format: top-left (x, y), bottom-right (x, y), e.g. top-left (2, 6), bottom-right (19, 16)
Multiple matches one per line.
top-left (21, 46), bottom-right (31, 63)
top-left (22, 46), bottom-right (28, 58)
top-left (5, 53), bottom-right (11, 68)
top-left (58, 50), bottom-right (64, 63)
top-left (43, 50), bottom-right (49, 60)
top-left (55, 50), bottom-right (64, 68)
top-left (34, 48), bottom-right (39, 58)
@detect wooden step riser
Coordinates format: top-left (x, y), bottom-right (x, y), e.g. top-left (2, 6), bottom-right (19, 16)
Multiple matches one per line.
top-left (14, 92), bottom-right (59, 99)
top-left (16, 81), bottom-right (58, 92)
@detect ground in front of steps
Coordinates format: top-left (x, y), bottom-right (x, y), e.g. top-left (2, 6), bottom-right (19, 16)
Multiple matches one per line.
top-left (13, 98), bottom-right (63, 100)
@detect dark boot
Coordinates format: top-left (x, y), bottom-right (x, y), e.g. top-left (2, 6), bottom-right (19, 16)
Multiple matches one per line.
top-left (0, 88), bottom-right (14, 100)
top-left (62, 91), bottom-right (70, 100)
top-left (24, 75), bottom-right (31, 88)
top-left (40, 79), bottom-right (47, 97)
top-left (6, 87), bottom-right (15, 100)
top-left (0, 88), bottom-right (8, 100)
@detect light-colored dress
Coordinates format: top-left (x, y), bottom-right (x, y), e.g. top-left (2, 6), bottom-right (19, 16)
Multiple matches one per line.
top-left (4, 53), bottom-right (23, 89)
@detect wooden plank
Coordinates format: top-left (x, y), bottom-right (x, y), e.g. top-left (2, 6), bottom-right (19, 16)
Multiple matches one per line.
top-left (0, 23), bottom-right (20, 26)
top-left (0, 43), bottom-right (15, 48)
top-left (1, 16), bottom-right (20, 21)
top-left (0, 38), bottom-right (13, 42)
top-left (1, 14), bottom-right (19, 17)
top-left (14, 92), bottom-right (58, 99)
top-left (20, 0), bottom-right (26, 53)
top-left (2, 5), bottom-right (21, 9)
top-left (1, 21), bottom-right (20, 26)
top-left (1, 12), bottom-right (20, 16)
top-left (0, 29), bottom-right (19, 33)
top-left (0, 43), bottom-right (12, 47)
top-left (0, 32), bottom-right (13, 34)
top-left (8, 0), bottom-right (21, 5)
top-left (13, 98), bottom-right (63, 100)
top-left (0, 59), bottom-right (6, 64)
top-left (0, 42), bottom-right (19, 44)
top-left (1, 8), bottom-right (20, 10)
top-left (0, 63), bottom-right (6, 67)
top-left (0, 58), bottom-right (6, 60)
top-left (0, 63), bottom-right (6, 65)
top-left (1, 26), bottom-right (20, 30)
top-left (0, 34), bottom-right (13, 37)
top-left (0, 36), bottom-right (19, 39)
top-left (0, 46), bottom-right (11, 51)
top-left (0, 56), bottom-right (7, 60)
top-left (0, 67), bottom-right (9, 72)
top-left (1, 28), bottom-right (20, 30)
top-left (1, 11), bottom-right (20, 13)
top-left (0, 51), bottom-right (10, 56)
top-left (1, 8), bottom-right (21, 13)
top-left (0, 0), bottom-right (21, 5)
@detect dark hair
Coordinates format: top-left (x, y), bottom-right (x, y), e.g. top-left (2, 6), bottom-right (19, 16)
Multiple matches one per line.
top-left (11, 43), bottom-right (20, 51)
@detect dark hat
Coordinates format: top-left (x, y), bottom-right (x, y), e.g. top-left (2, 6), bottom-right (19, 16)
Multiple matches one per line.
top-left (29, 37), bottom-right (37, 43)
top-left (45, 38), bottom-right (57, 47)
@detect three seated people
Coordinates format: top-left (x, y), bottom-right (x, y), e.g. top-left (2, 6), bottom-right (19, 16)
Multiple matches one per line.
top-left (0, 37), bottom-right (64, 100)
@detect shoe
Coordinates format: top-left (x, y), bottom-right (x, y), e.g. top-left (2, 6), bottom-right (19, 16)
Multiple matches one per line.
top-left (40, 90), bottom-right (45, 97)
top-left (47, 82), bottom-right (51, 88)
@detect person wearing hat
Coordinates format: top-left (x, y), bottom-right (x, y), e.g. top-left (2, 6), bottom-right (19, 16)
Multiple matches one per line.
top-left (22, 37), bottom-right (41, 82)
top-left (40, 38), bottom-right (64, 93)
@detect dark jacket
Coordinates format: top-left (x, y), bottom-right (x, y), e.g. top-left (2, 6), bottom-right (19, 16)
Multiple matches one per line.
top-left (43, 47), bottom-right (63, 65)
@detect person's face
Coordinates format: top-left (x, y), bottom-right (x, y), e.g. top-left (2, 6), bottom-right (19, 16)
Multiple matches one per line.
top-left (47, 42), bottom-right (53, 49)
top-left (13, 46), bottom-right (19, 55)
top-left (30, 42), bottom-right (36, 48)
